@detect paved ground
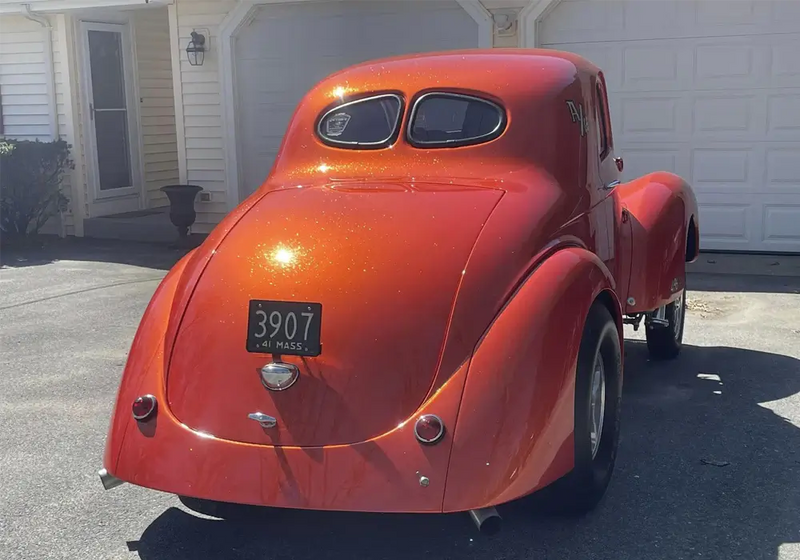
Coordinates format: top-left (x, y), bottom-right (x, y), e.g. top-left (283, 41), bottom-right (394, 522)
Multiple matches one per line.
top-left (1, 239), bottom-right (799, 560)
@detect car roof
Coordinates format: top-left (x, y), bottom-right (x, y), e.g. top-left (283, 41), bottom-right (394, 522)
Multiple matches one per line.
top-left (310, 48), bottom-right (599, 101)
top-left (266, 49), bottom-right (599, 187)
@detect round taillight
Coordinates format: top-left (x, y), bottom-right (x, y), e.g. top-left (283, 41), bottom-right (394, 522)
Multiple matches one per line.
top-left (132, 395), bottom-right (157, 421)
top-left (414, 414), bottom-right (445, 444)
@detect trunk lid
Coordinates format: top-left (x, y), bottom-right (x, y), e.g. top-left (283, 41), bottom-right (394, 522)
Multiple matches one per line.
top-left (166, 183), bottom-right (502, 446)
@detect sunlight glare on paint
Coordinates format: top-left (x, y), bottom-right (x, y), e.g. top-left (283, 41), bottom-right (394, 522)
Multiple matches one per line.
top-left (274, 248), bottom-right (295, 266)
top-left (317, 163), bottom-right (331, 173)
top-left (332, 86), bottom-right (346, 98)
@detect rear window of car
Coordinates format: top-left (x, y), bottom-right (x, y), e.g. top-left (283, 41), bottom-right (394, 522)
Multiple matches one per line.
top-left (407, 93), bottom-right (506, 148)
top-left (317, 94), bottom-right (403, 148)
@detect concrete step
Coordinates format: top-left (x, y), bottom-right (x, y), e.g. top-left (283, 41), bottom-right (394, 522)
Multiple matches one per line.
top-left (83, 208), bottom-right (182, 244)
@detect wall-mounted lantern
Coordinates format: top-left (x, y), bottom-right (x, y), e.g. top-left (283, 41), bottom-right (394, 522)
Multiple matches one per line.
top-left (186, 31), bottom-right (206, 66)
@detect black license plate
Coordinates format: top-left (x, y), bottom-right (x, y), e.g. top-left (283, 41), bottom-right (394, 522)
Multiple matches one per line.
top-left (246, 300), bottom-right (322, 356)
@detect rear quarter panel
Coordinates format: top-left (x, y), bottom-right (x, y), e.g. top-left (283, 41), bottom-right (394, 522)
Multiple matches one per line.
top-left (617, 171), bottom-right (699, 313)
top-left (443, 247), bottom-right (621, 511)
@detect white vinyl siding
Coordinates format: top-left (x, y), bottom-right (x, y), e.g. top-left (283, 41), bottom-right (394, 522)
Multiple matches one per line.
top-left (0, 14), bottom-right (75, 235)
top-left (174, 0), bottom-right (490, 231)
top-left (541, 0), bottom-right (800, 253)
top-left (174, 0), bottom-right (237, 232)
top-left (134, 7), bottom-right (179, 209)
top-left (0, 16), bottom-right (52, 140)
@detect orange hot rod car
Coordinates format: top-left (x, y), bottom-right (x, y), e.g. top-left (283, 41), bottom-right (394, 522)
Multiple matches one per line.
top-left (98, 49), bottom-right (699, 533)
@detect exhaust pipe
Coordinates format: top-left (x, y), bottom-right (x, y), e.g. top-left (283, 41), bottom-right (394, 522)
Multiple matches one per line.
top-left (98, 468), bottom-right (125, 490)
top-left (468, 506), bottom-right (502, 535)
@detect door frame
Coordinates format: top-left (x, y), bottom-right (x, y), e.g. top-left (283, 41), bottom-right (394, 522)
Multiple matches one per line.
top-left (76, 17), bottom-right (144, 213)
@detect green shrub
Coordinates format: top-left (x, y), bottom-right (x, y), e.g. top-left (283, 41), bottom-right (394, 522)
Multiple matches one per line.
top-left (0, 138), bottom-right (74, 238)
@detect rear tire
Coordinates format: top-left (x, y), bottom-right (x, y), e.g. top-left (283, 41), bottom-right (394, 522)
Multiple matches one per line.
top-left (645, 286), bottom-right (686, 361)
top-left (543, 301), bottom-right (622, 516)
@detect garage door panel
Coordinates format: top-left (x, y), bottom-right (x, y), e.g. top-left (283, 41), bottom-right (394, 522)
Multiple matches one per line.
top-left (766, 145), bottom-right (800, 189)
top-left (234, 0), bottom-right (479, 195)
top-left (542, 0), bottom-right (797, 45)
top-left (772, 39), bottom-right (800, 86)
top-left (693, 0), bottom-right (772, 27)
top-left (610, 91), bottom-right (800, 145)
top-left (693, 95), bottom-right (759, 136)
top-left (544, 0), bottom-right (800, 252)
top-left (618, 96), bottom-right (683, 137)
top-left (616, 144), bottom-right (687, 182)
top-left (772, 0), bottom-right (800, 26)
top-left (767, 93), bottom-right (800, 137)
top-left (763, 203), bottom-right (800, 248)
top-left (696, 201), bottom-right (752, 248)
top-left (551, 35), bottom-right (800, 94)
top-left (692, 147), bottom-right (756, 188)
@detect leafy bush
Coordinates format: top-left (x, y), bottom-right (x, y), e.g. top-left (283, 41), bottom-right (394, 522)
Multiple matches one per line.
top-left (0, 138), bottom-right (74, 238)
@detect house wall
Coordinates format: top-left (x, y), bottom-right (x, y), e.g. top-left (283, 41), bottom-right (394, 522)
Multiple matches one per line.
top-left (0, 16), bottom-right (52, 139)
top-left (171, 0), bottom-right (526, 233)
top-left (173, 0), bottom-right (237, 232)
top-left (133, 7), bottom-right (180, 209)
top-left (0, 14), bottom-right (75, 235)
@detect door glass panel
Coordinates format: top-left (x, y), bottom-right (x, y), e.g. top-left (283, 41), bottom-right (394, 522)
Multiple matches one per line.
top-left (95, 110), bottom-right (132, 190)
top-left (87, 28), bottom-right (132, 191)
top-left (88, 30), bottom-right (125, 110)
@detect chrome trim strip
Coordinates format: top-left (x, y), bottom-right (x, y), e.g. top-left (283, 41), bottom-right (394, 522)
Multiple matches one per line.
top-left (132, 394), bottom-right (157, 421)
top-left (413, 414), bottom-right (445, 444)
top-left (406, 91), bottom-right (507, 148)
top-left (316, 93), bottom-right (404, 147)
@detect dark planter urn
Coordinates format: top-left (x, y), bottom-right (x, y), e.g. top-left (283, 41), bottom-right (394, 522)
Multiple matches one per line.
top-left (160, 184), bottom-right (203, 244)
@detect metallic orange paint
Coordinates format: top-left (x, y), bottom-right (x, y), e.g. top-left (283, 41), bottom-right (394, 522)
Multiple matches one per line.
top-left (619, 171), bottom-right (700, 313)
top-left (166, 184), bottom-right (503, 447)
top-left (101, 49), bottom-right (699, 514)
top-left (444, 248), bottom-right (620, 512)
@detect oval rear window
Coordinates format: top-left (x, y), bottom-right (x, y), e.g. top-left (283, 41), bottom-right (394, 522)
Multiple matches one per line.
top-left (408, 93), bottom-right (506, 148)
top-left (317, 94), bottom-right (403, 148)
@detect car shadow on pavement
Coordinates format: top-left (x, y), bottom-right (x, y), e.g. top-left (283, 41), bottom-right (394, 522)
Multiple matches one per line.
top-left (0, 236), bottom-right (195, 271)
top-left (132, 341), bottom-right (800, 560)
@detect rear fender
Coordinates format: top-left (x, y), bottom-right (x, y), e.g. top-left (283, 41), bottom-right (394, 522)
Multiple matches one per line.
top-left (619, 172), bottom-right (699, 313)
top-left (101, 252), bottom-right (192, 473)
top-left (442, 247), bottom-right (621, 512)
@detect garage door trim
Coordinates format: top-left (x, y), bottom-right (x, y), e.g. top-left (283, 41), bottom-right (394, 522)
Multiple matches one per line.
top-left (520, 0), bottom-right (563, 48)
top-left (218, 0), bottom-right (494, 210)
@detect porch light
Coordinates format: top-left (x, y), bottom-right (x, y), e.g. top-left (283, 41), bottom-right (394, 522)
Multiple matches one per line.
top-left (186, 31), bottom-right (206, 66)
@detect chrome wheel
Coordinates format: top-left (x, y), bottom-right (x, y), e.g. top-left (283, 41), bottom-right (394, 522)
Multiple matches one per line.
top-left (672, 290), bottom-right (685, 340)
top-left (589, 355), bottom-right (606, 460)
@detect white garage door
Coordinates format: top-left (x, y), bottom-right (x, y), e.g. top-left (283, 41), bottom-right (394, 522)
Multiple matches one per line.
top-left (234, 0), bottom-right (481, 197)
top-left (541, 0), bottom-right (800, 253)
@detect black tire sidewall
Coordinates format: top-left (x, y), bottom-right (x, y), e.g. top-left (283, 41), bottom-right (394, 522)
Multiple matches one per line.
top-left (571, 303), bottom-right (623, 505)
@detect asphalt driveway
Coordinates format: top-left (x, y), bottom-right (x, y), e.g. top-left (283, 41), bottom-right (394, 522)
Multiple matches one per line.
top-left (1, 239), bottom-right (799, 560)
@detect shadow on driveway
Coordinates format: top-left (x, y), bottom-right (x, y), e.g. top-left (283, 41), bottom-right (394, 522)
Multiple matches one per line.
top-left (129, 340), bottom-right (800, 560)
top-left (0, 235), bottom-right (196, 271)
top-left (688, 273), bottom-right (800, 296)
